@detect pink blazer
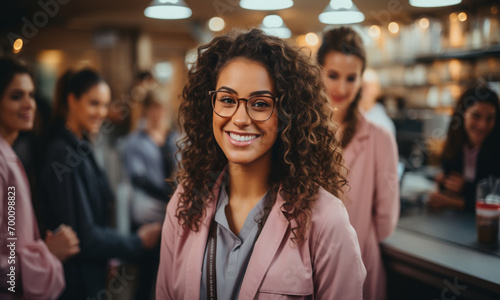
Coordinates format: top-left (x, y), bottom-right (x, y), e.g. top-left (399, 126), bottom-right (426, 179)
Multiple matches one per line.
top-left (0, 135), bottom-right (65, 300)
top-left (343, 114), bottom-right (400, 300)
top-left (156, 173), bottom-right (366, 299)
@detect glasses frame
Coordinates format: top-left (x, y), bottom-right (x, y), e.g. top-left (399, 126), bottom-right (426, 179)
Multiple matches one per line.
top-left (209, 90), bottom-right (278, 122)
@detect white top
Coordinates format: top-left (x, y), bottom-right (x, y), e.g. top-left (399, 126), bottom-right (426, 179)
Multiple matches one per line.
top-left (365, 103), bottom-right (396, 136)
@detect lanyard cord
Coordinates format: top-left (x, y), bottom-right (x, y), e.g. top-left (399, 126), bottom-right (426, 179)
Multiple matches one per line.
top-left (206, 217), bottom-right (265, 300)
top-left (206, 219), bottom-right (218, 300)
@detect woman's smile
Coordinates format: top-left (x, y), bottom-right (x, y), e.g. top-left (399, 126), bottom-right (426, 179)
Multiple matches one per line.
top-left (226, 131), bottom-right (261, 145)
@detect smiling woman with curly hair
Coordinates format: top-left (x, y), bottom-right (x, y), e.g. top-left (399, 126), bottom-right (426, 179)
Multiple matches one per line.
top-left (156, 28), bottom-right (366, 299)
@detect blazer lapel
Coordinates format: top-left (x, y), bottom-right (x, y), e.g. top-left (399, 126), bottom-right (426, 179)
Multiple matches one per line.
top-left (184, 170), bottom-right (226, 299)
top-left (238, 192), bottom-right (290, 299)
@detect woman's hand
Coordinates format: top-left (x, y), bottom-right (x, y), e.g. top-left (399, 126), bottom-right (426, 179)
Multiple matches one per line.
top-left (45, 224), bottom-right (81, 262)
top-left (443, 172), bottom-right (465, 194)
top-left (435, 172), bottom-right (445, 185)
top-left (428, 192), bottom-right (465, 210)
top-left (106, 259), bottom-right (121, 283)
top-left (137, 222), bottom-right (162, 249)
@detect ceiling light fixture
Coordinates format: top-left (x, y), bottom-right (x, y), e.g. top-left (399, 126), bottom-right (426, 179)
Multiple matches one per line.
top-left (260, 15), bottom-right (292, 39)
top-left (13, 39), bottom-right (23, 53)
top-left (409, 0), bottom-right (461, 8)
top-left (319, 0), bottom-right (365, 25)
top-left (388, 22), bottom-right (399, 34)
top-left (208, 17), bottom-right (225, 32)
top-left (305, 32), bottom-right (319, 46)
top-left (368, 25), bottom-right (381, 38)
top-left (419, 18), bottom-right (430, 29)
top-left (144, 0), bottom-right (192, 20)
top-left (457, 12), bottom-right (467, 22)
top-left (240, 0), bottom-right (293, 10)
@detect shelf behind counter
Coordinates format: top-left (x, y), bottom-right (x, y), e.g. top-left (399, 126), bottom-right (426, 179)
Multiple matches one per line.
top-left (381, 206), bottom-right (500, 300)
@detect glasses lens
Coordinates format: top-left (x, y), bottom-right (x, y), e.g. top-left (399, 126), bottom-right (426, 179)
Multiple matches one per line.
top-left (211, 91), bottom-right (275, 121)
top-left (213, 91), bottom-right (237, 117)
top-left (247, 96), bottom-right (274, 121)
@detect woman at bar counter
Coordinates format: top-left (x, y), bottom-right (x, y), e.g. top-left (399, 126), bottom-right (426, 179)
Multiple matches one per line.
top-left (317, 27), bottom-right (400, 300)
top-left (429, 86), bottom-right (500, 211)
top-left (156, 29), bottom-right (366, 299)
top-left (38, 69), bottom-right (162, 300)
top-left (0, 57), bottom-right (80, 299)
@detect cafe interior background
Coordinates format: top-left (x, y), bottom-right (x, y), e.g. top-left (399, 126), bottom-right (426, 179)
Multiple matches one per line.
top-left (1, 0), bottom-right (499, 299)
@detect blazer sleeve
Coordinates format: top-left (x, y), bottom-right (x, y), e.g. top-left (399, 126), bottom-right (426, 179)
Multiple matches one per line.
top-left (312, 201), bottom-right (366, 300)
top-left (42, 150), bottom-right (143, 261)
top-left (373, 127), bottom-right (400, 242)
top-left (156, 185), bottom-right (183, 300)
top-left (0, 159), bottom-right (65, 299)
top-left (17, 240), bottom-right (65, 300)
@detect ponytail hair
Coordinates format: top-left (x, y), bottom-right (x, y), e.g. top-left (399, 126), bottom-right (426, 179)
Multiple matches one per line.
top-left (53, 68), bottom-right (105, 122)
top-left (317, 27), bottom-right (366, 70)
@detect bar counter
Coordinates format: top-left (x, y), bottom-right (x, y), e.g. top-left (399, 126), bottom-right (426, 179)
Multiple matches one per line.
top-left (381, 205), bottom-right (500, 300)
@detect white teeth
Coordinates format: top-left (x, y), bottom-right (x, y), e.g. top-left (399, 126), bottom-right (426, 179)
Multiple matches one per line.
top-left (229, 132), bottom-right (258, 142)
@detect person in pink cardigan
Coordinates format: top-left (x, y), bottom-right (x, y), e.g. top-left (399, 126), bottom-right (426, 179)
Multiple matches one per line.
top-left (317, 28), bottom-right (400, 300)
top-left (156, 29), bottom-right (366, 299)
top-left (0, 57), bottom-right (80, 300)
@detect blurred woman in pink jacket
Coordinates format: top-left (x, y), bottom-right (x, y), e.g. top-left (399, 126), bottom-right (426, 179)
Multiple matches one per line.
top-left (0, 57), bottom-right (80, 299)
top-left (317, 28), bottom-right (400, 300)
top-left (156, 29), bottom-right (366, 299)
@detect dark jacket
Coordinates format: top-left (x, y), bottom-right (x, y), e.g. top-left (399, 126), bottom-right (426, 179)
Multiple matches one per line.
top-left (442, 145), bottom-right (500, 211)
top-left (39, 126), bottom-right (143, 300)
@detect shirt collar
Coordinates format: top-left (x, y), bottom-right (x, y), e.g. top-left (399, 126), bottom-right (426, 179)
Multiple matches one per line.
top-left (213, 180), bottom-right (268, 240)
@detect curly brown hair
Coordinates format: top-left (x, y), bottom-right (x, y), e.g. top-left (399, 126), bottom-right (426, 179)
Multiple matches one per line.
top-left (176, 28), bottom-right (347, 243)
top-left (317, 27), bottom-right (366, 148)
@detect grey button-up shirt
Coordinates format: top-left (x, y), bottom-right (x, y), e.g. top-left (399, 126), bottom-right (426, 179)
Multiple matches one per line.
top-left (200, 183), bottom-right (267, 300)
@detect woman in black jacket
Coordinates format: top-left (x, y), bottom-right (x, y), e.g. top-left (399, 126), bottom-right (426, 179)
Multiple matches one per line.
top-left (39, 69), bottom-right (161, 299)
top-left (429, 86), bottom-right (500, 211)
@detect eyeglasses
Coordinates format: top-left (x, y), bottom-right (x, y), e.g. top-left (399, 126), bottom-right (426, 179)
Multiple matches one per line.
top-left (209, 90), bottom-right (277, 122)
